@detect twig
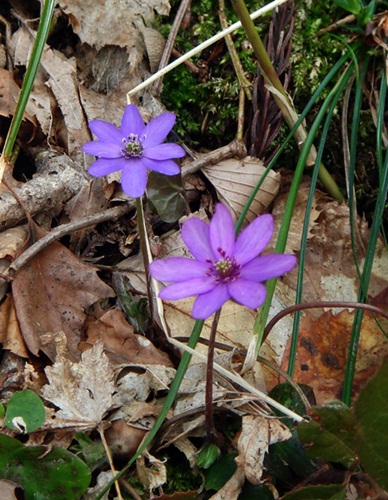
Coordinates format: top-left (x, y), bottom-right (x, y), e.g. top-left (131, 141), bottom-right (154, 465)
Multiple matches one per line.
top-left (1, 204), bottom-right (132, 283)
top-left (181, 138), bottom-right (247, 177)
top-left (99, 424), bottom-right (123, 500)
top-left (205, 309), bottom-right (222, 443)
top-left (263, 300), bottom-right (388, 342)
top-left (127, 0), bottom-right (290, 100)
top-left (151, 0), bottom-right (191, 96)
top-left (218, 0), bottom-right (252, 101)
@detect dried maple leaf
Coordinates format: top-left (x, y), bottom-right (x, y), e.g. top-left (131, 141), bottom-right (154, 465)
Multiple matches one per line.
top-left (42, 342), bottom-right (116, 429)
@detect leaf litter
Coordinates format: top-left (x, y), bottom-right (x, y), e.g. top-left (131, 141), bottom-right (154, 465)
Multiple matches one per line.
top-left (0, 0), bottom-right (387, 498)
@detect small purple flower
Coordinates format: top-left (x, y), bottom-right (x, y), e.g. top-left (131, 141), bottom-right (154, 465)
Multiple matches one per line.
top-left (149, 204), bottom-right (297, 320)
top-left (83, 104), bottom-right (185, 198)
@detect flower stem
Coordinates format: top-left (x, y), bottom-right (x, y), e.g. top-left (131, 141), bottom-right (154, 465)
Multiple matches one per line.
top-left (205, 309), bottom-right (222, 444)
top-left (135, 197), bottom-right (154, 317)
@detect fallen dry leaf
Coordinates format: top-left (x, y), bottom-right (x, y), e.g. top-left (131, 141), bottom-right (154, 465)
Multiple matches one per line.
top-left (0, 294), bottom-right (29, 358)
top-left (42, 341), bottom-right (116, 429)
top-left (81, 308), bottom-right (173, 367)
top-left (12, 233), bottom-right (114, 361)
top-left (211, 415), bottom-right (291, 499)
top-left (280, 288), bottom-right (388, 404)
top-left (203, 157), bottom-right (280, 223)
top-left (137, 450), bottom-right (167, 493)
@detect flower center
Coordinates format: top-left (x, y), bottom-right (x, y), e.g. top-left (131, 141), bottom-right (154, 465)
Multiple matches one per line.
top-left (207, 247), bottom-right (241, 283)
top-left (121, 134), bottom-right (143, 158)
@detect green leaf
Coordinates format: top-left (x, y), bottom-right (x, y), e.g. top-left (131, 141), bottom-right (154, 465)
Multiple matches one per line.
top-left (0, 402), bottom-right (4, 418)
top-left (282, 484), bottom-right (346, 499)
top-left (332, 0), bottom-right (361, 15)
top-left (0, 435), bottom-right (91, 500)
top-left (204, 453), bottom-right (237, 491)
top-left (147, 171), bottom-right (186, 223)
top-left (354, 360), bottom-right (388, 490)
top-left (72, 433), bottom-right (106, 468)
top-left (5, 389), bottom-right (45, 433)
top-left (197, 443), bottom-right (220, 469)
top-left (297, 402), bottom-right (358, 467)
top-left (268, 383), bottom-right (313, 428)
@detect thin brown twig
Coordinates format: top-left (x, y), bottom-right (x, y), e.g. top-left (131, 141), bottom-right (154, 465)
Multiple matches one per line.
top-left (205, 308), bottom-right (222, 443)
top-left (263, 301), bottom-right (388, 343)
top-left (152, 0), bottom-right (191, 96)
top-left (1, 204), bottom-right (133, 283)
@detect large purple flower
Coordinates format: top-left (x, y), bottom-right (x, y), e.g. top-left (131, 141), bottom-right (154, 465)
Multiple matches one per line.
top-left (149, 203), bottom-right (297, 320)
top-left (83, 104), bottom-right (185, 198)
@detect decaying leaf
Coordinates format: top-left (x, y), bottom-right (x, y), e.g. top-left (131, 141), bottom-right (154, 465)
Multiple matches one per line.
top-left (42, 341), bottom-right (116, 429)
top-left (212, 415), bottom-right (291, 499)
top-left (0, 294), bottom-right (29, 358)
top-left (12, 235), bottom-right (114, 361)
top-left (281, 291), bottom-right (388, 404)
top-left (81, 308), bottom-right (173, 367)
top-left (136, 450), bottom-right (167, 493)
top-left (203, 157), bottom-right (280, 223)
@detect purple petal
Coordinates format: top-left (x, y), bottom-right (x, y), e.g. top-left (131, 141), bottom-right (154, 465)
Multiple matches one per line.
top-left (83, 140), bottom-right (122, 158)
top-left (120, 160), bottom-right (148, 198)
top-left (159, 277), bottom-right (216, 300)
top-left (191, 284), bottom-right (230, 319)
top-left (121, 105), bottom-right (145, 136)
top-left (143, 143), bottom-right (185, 160)
top-left (227, 279), bottom-right (267, 309)
top-left (141, 113), bottom-right (176, 148)
top-left (240, 254), bottom-right (297, 282)
top-left (149, 257), bottom-right (209, 282)
top-left (234, 214), bottom-right (274, 265)
top-left (89, 120), bottom-right (123, 144)
top-left (181, 218), bottom-right (215, 262)
top-left (209, 204), bottom-right (235, 259)
top-left (140, 157), bottom-right (180, 175)
top-left (88, 157), bottom-right (127, 177)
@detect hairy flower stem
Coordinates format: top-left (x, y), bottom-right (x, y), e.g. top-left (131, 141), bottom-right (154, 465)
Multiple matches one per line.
top-left (205, 309), bottom-right (222, 444)
top-left (230, 0), bottom-right (344, 202)
top-left (263, 301), bottom-right (388, 343)
top-left (135, 197), bottom-right (154, 318)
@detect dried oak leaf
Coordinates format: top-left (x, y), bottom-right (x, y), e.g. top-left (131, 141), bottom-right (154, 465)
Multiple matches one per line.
top-left (12, 238), bottom-right (114, 361)
top-left (42, 342), bottom-right (116, 428)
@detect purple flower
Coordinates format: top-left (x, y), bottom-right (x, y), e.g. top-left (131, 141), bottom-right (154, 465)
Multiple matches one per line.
top-left (149, 204), bottom-right (297, 320)
top-left (83, 104), bottom-right (185, 198)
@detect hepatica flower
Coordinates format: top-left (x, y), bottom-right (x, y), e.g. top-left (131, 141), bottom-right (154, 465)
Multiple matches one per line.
top-left (149, 204), bottom-right (297, 320)
top-left (83, 104), bottom-right (185, 198)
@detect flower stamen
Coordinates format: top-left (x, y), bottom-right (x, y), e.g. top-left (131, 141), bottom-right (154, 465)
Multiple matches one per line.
top-left (122, 133), bottom-right (143, 158)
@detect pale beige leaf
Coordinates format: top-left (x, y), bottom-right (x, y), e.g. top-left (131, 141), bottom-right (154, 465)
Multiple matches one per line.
top-left (237, 415), bottom-right (291, 484)
top-left (42, 342), bottom-right (116, 428)
top-left (0, 294), bottom-right (29, 358)
top-left (137, 451), bottom-right (167, 492)
top-left (203, 157), bottom-right (280, 223)
top-left (0, 226), bottom-right (28, 259)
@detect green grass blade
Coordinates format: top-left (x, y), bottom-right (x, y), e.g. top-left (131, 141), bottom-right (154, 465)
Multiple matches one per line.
top-left (2, 0), bottom-right (56, 160)
top-left (288, 63), bottom-right (356, 376)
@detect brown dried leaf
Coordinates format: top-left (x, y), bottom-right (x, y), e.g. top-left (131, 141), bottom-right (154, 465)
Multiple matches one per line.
top-left (12, 235), bottom-right (114, 361)
top-left (0, 226), bottom-right (28, 259)
top-left (42, 342), bottom-right (116, 428)
top-left (203, 157), bottom-right (280, 223)
top-left (281, 289), bottom-right (388, 404)
top-left (81, 309), bottom-right (173, 367)
top-left (58, 0), bottom-right (170, 64)
top-left (0, 294), bottom-right (29, 358)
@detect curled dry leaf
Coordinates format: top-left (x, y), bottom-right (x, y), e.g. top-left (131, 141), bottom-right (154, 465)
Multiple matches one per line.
top-left (211, 416), bottom-right (291, 499)
top-left (0, 295), bottom-right (28, 358)
top-left (203, 157), bottom-right (280, 223)
top-left (136, 450), bottom-right (167, 493)
top-left (42, 342), bottom-right (116, 429)
top-left (81, 308), bottom-right (173, 367)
